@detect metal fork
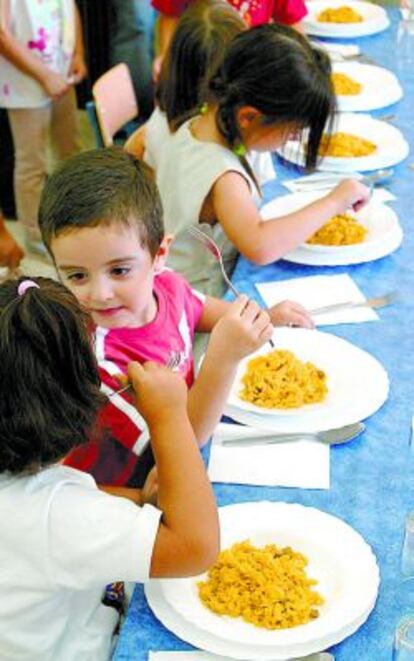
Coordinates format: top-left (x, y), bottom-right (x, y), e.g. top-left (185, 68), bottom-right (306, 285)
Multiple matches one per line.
top-left (108, 351), bottom-right (181, 398)
top-left (187, 225), bottom-right (275, 348)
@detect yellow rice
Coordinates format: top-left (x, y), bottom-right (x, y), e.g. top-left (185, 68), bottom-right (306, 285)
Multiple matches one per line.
top-left (331, 72), bottom-right (362, 96)
top-left (307, 213), bottom-right (367, 246)
top-left (317, 6), bottom-right (363, 23)
top-left (239, 349), bottom-right (327, 409)
top-left (198, 541), bottom-right (324, 630)
top-left (319, 132), bottom-right (376, 158)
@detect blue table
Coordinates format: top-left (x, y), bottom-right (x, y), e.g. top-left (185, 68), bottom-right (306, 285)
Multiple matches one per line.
top-left (115, 10), bottom-right (414, 660)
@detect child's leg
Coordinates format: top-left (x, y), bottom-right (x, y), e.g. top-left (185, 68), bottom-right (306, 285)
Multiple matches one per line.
top-left (50, 87), bottom-right (82, 164)
top-left (7, 106), bottom-right (51, 243)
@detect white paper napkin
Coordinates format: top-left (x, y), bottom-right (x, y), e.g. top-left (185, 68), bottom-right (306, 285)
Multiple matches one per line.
top-left (149, 647), bottom-right (331, 661)
top-left (256, 273), bottom-right (378, 326)
top-left (208, 423), bottom-right (329, 489)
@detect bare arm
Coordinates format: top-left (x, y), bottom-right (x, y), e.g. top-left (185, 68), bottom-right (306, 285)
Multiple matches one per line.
top-left (124, 124), bottom-right (147, 160)
top-left (212, 172), bottom-right (370, 265)
top-left (99, 485), bottom-right (142, 504)
top-left (152, 13), bottom-right (178, 82)
top-left (0, 215), bottom-right (24, 269)
top-left (187, 297), bottom-right (273, 446)
top-left (68, 3), bottom-right (87, 83)
top-left (128, 361), bottom-right (219, 577)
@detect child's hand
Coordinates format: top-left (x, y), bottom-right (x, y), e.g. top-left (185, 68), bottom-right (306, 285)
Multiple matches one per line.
top-left (269, 300), bottom-right (314, 329)
top-left (41, 70), bottom-right (70, 100)
top-left (208, 295), bottom-right (274, 363)
top-left (127, 361), bottom-right (188, 426)
top-left (327, 179), bottom-right (370, 214)
top-left (68, 52), bottom-right (88, 84)
top-left (141, 466), bottom-right (158, 506)
top-left (0, 224), bottom-right (24, 270)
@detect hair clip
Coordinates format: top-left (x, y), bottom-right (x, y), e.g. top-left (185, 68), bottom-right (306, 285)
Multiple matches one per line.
top-left (233, 142), bottom-right (247, 157)
top-left (199, 102), bottom-right (208, 115)
top-left (17, 280), bottom-right (40, 297)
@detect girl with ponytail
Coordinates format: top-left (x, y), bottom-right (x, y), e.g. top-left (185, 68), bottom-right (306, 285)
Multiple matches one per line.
top-left (156, 23), bottom-right (370, 296)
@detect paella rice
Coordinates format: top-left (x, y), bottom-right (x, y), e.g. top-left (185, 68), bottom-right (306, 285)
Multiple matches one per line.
top-left (198, 540), bottom-right (324, 630)
top-left (319, 132), bottom-right (376, 157)
top-left (331, 72), bottom-right (362, 96)
top-left (317, 6), bottom-right (363, 23)
top-left (239, 349), bottom-right (327, 409)
top-left (307, 213), bottom-right (367, 246)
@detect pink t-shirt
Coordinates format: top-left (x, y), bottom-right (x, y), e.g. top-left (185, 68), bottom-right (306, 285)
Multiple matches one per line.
top-left (64, 269), bottom-right (205, 486)
top-left (152, 0), bottom-right (307, 27)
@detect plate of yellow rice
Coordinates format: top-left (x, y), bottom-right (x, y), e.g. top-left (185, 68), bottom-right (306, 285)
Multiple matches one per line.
top-left (149, 501), bottom-right (379, 659)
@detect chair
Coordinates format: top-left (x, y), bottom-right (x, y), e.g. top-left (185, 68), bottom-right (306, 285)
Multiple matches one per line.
top-left (92, 63), bottom-right (139, 147)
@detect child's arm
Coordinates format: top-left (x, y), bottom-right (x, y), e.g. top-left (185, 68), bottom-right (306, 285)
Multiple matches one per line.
top-left (0, 13), bottom-right (69, 98)
top-left (128, 360), bottom-right (219, 577)
top-left (0, 215), bottom-right (24, 269)
top-left (187, 296), bottom-right (274, 446)
top-left (124, 124), bottom-right (147, 160)
top-left (152, 13), bottom-right (179, 82)
top-left (67, 4), bottom-right (87, 84)
top-left (99, 467), bottom-right (158, 506)
top-left (197, 295), bottom-right (314, 334)
top-left (211, 174), bottom-right (370, 265)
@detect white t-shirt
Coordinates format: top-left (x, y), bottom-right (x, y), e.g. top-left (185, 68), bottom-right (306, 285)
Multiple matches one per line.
top-left (0, 0), bottom-right (76, 108)
top-left (143, 106), bottom-right (171, 170)
top-left (0, 465), bottom-right (161, 660)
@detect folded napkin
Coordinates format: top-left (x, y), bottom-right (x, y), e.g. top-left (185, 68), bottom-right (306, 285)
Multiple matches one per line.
top-left (256, 273), bottom-right (378, 326)
top-left (208, 423), bottom-right (329, 489)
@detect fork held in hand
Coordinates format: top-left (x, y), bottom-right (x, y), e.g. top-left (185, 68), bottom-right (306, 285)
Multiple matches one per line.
top-left (186, 226), bottom-right (275, 348)
top-left (108, 351), bottom-right (181, 398)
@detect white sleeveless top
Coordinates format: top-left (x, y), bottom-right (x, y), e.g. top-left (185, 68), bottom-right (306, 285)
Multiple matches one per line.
top-left (157, 119), bottom-right (262, 297)
top-left (0, 0), bottom-right (75, 108)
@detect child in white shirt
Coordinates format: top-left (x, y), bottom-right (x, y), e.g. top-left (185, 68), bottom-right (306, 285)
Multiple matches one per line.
top-left (0, 275), bottom-right (219, 660)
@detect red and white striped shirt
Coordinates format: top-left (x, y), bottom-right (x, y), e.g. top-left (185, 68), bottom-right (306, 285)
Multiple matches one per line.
top-left (63, 269), bottom-right (205, 486)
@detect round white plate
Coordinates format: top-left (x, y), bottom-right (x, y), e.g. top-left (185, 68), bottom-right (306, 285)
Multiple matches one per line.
top-left (224, 328), bottom-right (389, 432)
top-left (261, 191), bottom-right (403, 266)
top-left (279, 113), bottom-right (409, 172)
top-left (303, 0), bottom-right (390, 38)
top-left (156, 502), bottom-right (379, 660)
top-left (332, 62), bottom-right (403, 112)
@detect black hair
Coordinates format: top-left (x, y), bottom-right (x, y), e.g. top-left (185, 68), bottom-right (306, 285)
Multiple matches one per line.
top-left (158, 0), bottom-right (245, 130)
top-left (39, 148), bottom-right (164, 258)
top-left (207, 23), bottom-right (335, 170)
top-left (0, 277), bottom-right (105, 474)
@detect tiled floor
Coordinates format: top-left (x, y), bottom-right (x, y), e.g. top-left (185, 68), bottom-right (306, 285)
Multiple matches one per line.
top-left (3, 110), bottom-right (95, 281)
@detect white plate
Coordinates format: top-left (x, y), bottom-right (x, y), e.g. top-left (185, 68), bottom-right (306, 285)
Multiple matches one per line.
top-left (303, 0), bottom-right (390, 37)
top-left (224, 328), bottom-right (389, 432)
top-left (156, 502), bottom-right (379, 660)
top-left (279, 113), bottom-right (409, 172)
top-left (332, 62), bottom-right (403, 111)
top-left (261, 191), bottom-right (403, 266)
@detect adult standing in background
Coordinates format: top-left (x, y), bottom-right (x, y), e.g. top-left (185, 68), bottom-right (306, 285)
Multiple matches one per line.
top-left (0, 0), bottom-right (87, 254)
top-left (152, 0), bottom-right (308, 80)
top-left (110, 0), bottom-right (157, 121)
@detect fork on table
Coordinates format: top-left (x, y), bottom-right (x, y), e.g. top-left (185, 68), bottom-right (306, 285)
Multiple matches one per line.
top-left (308, 291), bottom-right (398, 316)
top-left (186, 225), bottom-right (275, 348)
top-left (108, 351), bottom-right (182, 399)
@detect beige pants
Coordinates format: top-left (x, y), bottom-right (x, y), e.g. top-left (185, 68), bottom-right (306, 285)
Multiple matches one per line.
top-left (8, 88), bottom-right (82, 240)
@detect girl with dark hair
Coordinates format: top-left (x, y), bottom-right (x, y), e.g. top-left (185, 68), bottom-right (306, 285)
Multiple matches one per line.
top-left (156, 23), bottom-right (370, 296)
top-left (0, 276), bottom-right (219, 659)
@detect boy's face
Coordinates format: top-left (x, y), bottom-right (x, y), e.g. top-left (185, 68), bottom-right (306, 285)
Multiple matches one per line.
top-left (51, 221), bottom-right (170, 329)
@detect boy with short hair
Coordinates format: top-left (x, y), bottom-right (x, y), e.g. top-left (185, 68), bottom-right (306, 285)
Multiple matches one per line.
top-left (39, 147), bottom-right (312, 486)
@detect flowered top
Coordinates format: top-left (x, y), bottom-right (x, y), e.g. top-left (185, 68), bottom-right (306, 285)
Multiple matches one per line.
top-left (0, 0), bottom-right (75, 108)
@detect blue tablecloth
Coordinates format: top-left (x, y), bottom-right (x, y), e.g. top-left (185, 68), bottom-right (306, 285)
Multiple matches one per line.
top-left (115, 10), bottom-right (414, 660)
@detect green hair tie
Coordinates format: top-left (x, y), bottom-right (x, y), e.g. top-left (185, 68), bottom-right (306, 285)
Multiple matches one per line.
top-left (199, 102), bottom-right (208, 115)
top-left (233, 142), bottom-right (247, 157)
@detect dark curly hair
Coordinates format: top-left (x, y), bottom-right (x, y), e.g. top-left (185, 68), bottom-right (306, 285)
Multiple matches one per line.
top-left (38, 148), bottom-right (164, 258)
top-left (0, 277), bottom-right (106, 474)
top-left (207, 22), bottom-right (335, 171)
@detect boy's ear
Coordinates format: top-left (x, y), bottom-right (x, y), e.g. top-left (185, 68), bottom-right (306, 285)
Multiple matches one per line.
top-left (237, 106), bottom-right (262, 129)
top-left (153, 234), bottom-right (174, 272)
